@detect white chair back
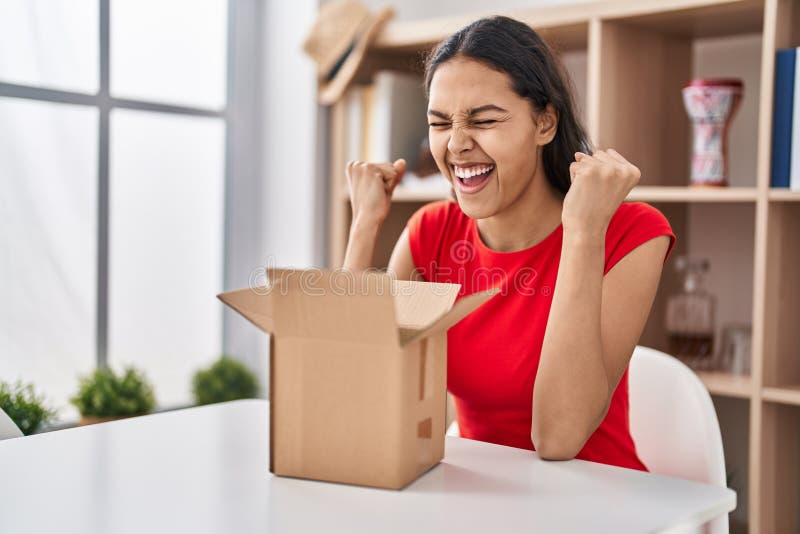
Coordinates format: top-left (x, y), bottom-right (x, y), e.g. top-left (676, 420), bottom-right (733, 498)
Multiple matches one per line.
top-left (446, 345), bottom-right (730, 533)
top-left (0, 407), bottom-right (23, 440)
top-left (629, 345), bottom-right (728, 534)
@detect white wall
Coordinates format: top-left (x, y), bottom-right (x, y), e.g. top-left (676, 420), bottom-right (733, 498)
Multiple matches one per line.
top-left (260, 0), bottom-right (321, 269)
top-left (239, 0), bottom-right (321, 392)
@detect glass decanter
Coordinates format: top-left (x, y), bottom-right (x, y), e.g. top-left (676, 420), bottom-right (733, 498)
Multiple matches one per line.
top-left (665, 256), bottom-right (716, 369)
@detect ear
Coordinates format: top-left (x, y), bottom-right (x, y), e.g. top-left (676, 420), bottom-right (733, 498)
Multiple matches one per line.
top-left (534, 103), bottom-right (559, 146)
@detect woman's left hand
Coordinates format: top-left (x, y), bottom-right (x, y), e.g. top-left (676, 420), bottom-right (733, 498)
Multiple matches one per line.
top-left (562, 149), bottom-right (640, 237)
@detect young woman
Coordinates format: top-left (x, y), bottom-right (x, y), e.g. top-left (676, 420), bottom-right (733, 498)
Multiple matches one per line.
top-left (342, 16), bottom-right (676, 471)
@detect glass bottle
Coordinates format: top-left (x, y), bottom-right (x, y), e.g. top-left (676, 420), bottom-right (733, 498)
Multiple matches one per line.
top-left (665, 256), bottom-right (716, 369)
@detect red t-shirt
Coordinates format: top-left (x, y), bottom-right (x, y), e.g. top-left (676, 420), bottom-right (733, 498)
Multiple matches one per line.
top-left (406, 200), bottom-right (676, 471)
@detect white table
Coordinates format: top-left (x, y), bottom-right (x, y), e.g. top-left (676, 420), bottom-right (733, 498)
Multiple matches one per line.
top-left (0, 399), bottom-right (734, 533)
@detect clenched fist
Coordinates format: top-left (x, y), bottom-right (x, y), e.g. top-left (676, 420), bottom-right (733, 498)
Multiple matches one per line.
top-left (346, 158), bottom-right (406, 226)
top-left (563, 149), bottom-right (640, 235)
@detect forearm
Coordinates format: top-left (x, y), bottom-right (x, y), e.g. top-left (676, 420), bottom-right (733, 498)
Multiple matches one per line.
top-left (342, 217), bottom-right (381, 270)
top-left (532, 228), bottom-right (610, 459)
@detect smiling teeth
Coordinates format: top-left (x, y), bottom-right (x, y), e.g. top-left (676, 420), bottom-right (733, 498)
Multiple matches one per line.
top-left (454, 165), bottom-right (494, 179)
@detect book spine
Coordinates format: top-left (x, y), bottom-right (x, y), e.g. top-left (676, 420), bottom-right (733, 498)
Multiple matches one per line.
top-left (346, 86), bottom-right (363, 164)
top-left (792, 47), bottom-right (800, 190)
top-left (361, 84), bottom-right (375, 162)
top-left (771, 48), bottom-right (796, 188)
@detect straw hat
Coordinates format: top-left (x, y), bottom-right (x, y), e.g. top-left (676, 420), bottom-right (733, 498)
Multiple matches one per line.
top-left (302, 0), bottom-right (395, 105)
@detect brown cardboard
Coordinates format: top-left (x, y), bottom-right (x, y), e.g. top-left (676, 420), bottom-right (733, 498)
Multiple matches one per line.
top-left (218, 268), bottom-right (499, 490)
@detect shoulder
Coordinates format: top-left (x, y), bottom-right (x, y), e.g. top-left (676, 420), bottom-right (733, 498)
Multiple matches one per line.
top-left (406, 200), bottom-right (468, 280)
top-left (407, 199), bottom-right (465, 233)
top-left (607, 202), bottom-right (674, 241)
top-left (609, 201), bottom-right (669, 228)
top-left (604, 202), bottom-right (677, 274)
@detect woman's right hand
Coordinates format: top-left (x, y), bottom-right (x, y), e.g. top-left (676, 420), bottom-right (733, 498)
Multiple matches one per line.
top-left (346, 158), bottom-right (406, 226)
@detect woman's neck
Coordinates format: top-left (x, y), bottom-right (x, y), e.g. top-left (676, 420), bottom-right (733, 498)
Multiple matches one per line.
top-left (476, 167), bottom-right (565, 253)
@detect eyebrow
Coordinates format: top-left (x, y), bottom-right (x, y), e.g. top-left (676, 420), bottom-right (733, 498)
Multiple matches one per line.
top-left (427, 104), bottom-right (509, 119)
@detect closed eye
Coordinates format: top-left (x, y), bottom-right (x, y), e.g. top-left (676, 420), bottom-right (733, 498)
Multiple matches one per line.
top-left (474, 120), bottom-right (497, 125)
top-left (429, 122), bottom-right (450, 128)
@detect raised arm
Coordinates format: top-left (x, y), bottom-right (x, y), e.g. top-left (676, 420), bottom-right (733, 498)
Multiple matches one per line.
top-left (532, 231), bottom-right (669, 459)
top-left (342, 158), bottom-right (405, 271)
top-left (531, 149), bottom-right (669, 460)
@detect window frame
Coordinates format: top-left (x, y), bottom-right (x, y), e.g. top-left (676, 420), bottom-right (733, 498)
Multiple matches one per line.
top-left (0, 0), bottom-right (256, 400)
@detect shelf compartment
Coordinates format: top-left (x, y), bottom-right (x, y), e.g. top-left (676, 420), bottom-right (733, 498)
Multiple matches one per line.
top-left (695, 370), bottom-right (753, 398)
top-left (373, 10), bottom-right (589, 54)
top-left (603, 0), bottom-right (764, 39)
top-left (592, 16), bottom-right (761, 189)
top-left (638, 203), bottom-right (755, 360)
top-left (762, 204), bottom-right (800, 389)
top-left (711, 396), bottom-right (751, 533)
top-left (592, 19), bottom-right (692, 187)
top-left (358, 202), bottom-right (423, 269)
top-left (759, 403), bottom-right (800, 533)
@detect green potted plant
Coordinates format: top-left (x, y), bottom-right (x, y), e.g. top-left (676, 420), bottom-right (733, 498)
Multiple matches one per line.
top-left (0, 380), bottom-right (56, 435)
top-left (71, 366), bottom-right (156, 426)
top-left (192, 356), bottom-right (259, 406)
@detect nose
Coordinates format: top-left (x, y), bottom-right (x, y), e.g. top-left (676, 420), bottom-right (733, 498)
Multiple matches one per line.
top-left (447, 125), bottom-right (474, 155)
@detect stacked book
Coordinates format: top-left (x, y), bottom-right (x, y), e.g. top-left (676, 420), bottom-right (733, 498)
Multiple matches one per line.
top-left (771, 47), bottom-right (800, 188)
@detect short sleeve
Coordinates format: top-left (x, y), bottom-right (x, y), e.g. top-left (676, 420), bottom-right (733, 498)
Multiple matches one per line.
top-left (603, 202), bottom-right (677, 275)
top-left (406, 200), bottom-right (456, 281)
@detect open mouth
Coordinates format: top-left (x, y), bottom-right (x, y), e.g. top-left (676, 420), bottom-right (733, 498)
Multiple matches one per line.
top-left (451, 164), bottom-right (495, 194)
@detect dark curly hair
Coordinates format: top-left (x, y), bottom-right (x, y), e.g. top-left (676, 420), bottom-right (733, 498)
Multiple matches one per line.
top-left (424, 15), bottom-right (593, 194)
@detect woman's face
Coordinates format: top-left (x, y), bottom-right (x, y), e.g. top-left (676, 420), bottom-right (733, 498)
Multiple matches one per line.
top-left (427, 57), bottom-right (553, 219)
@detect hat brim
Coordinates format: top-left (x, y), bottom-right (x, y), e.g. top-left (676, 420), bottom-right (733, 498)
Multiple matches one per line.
top-left (317, 7), bottom-right (394, 105)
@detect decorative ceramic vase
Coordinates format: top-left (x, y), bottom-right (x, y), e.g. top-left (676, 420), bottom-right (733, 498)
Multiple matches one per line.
top-left (682, 78), bottom-right (743, 186)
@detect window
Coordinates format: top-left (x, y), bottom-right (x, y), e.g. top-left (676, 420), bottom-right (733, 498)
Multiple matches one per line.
top-left (110, 0), bottom-right (227, 109)
top-left (0, 0), bottom-right (242, 421)
top-left (0, 0), bottom-right (99, 93)
top-left (0, 98), bottom-right (99, 421)
top-left (108, 110), bottom-right (225, 407)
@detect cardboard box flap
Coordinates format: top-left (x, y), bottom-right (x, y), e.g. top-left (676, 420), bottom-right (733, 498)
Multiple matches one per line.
top-left (217, 287), bottom-right (275, 333)
top-left (399, 285), bottom-right (502, 346)
top-left (391, 279), bottom-right (461, 330)
top-left (264, 268), bottom-right (397, 343)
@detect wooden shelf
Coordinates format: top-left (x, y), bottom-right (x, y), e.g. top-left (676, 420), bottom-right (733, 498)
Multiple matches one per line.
top-left (604, 0), bottom-right (764, 39)
top-left (392, 186), bottom-right (451, 202)
top-left (340, 185), bottom-right (450, 203)
top-left (325, 1), bottom-right (800, 530)
top-left (372, 0), bottom-right (764, 53)
top-left (768, 189), bottom-right (800, 201)
top-left (762, 386), bottom-right (800, 406)
top-left (372, 7), bottom-right (589, 53)
top-left (376, 185), bottom-right (759, 204)
top-left (694, 370), bottom-right (753, 399)
top-left (626, 186), bottom-right (758, 202)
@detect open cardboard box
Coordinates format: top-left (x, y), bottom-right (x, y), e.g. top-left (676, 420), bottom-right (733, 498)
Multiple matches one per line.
top-left (218, 268), bottom-right (499, 489)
